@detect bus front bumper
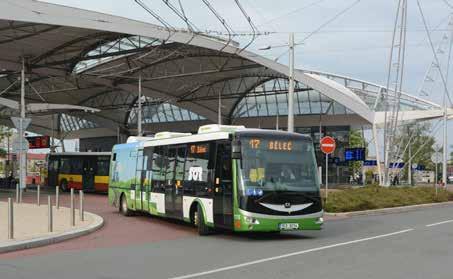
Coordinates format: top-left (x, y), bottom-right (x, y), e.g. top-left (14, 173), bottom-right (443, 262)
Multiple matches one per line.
top-left (234, 209), bottom-right (324, 232)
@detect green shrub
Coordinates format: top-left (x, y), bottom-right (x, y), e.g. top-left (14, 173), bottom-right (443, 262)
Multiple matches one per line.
top-left (324, 186), bottom-right (452, 213)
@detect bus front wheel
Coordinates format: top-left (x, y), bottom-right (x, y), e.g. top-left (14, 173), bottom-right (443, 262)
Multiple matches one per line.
top-left (120, 194), bottom-right (133, 216)
top-left (196, 204), bottom-right (212, 236)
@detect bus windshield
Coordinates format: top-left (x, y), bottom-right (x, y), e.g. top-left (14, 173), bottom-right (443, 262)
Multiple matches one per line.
top-left (238, 136), bottom-right (319, 194)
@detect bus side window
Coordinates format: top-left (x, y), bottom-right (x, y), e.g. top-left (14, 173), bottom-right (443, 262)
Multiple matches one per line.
top-left (72, 160), bottom-right (83, 174)
top-left (215, 142), bottom-right (232, 182)
top-left (60, 158), bottom-right (71, 173)
top-left (208, 142), bottom-right (216, 183)
top-left (184, 143), bottom-right (210, 196)
top-left (151, 146), bottom-right (166, 192)
top-left (97, 159), bottom-right (110, 176)
top-left (175, 146), bottom-right (186, 183)
top-left (144, 147), bottom-right (153, 190)
top-left (165, 148), bottom-right (176, 185)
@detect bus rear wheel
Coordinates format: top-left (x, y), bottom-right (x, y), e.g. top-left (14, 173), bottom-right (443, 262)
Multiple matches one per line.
top-left (196, 204), bottom-right (212, 236)
top-left (60, 180), bottom-right (68, 192)
top-left (120, 194), bottom-right (132, 216)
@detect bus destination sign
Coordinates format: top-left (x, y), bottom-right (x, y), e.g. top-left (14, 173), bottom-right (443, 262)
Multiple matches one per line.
top-left (248, 139), bottom-right (293, 151)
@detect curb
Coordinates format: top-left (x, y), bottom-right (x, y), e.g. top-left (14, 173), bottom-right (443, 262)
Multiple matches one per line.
top-left (0, 212), bottom-right (104, 254)
top-left (325, 201), bottom-right (453, 218)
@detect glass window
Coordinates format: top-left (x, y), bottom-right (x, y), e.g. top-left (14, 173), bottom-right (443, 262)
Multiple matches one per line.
top-left (151, 147), bottom-right (167, 191)
top-left (49, 159), bottom-right (59, 172)
top-left (72, 159), bottom-right (83, 173)
top-left (110, 150), bottom-right (135, 186)
top-left (239, 137), bottom-right (319, 193)
top-left (309, 91), bottom-right (322, 114)
top-left (276, 94), bottom-right (288, 115)
top-left (60, 158), bottom-right (71, 173)
top-left (175, 147), bottom-right (186, 182)
top-left (185, 143), bottom-right (209, 183)
top-left (97, 158), bottom-right (110, 176)
top-left (165, 148), bottom-right (176, 183)
top-left (143, 147), bottom-right (154, 187)
top-left (184, 143), bottom-right (210, 195)
top-left (135, 150), bottom-right (144, 172)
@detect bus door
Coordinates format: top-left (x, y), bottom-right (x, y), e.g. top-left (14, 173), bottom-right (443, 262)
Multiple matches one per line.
top-left (134, 149), bottom-right (145, 211)
top-left (213, 142), bottom-right (233, 228)
top-left (47, 157), bottom-right (59, 187)
top-left (164, 147), bottom-right (177, 216)
top-left (143, 147), bottom-right (154, 212)
top-left (82, 158), bottom-right (95, 191)
top-left (174, 146), bottom-right (186, 218)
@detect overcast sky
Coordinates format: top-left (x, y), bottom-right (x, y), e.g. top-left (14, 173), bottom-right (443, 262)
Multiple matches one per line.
top-left (42, 0), bottom-right (453, 153)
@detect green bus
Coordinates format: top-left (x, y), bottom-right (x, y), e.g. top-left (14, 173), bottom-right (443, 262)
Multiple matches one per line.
top-left (108, 125), bottom-right (323, 235)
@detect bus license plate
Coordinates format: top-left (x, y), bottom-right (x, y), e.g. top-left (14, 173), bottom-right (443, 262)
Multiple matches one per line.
top-left (279, 223), bottom-right (299, 230)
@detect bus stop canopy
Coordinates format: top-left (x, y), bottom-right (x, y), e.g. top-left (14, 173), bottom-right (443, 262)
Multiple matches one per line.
top-left (0, 0), bottom-right (448, 139)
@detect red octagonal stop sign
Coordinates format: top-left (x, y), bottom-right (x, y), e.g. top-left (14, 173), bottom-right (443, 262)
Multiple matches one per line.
top-left (320, 136), bottom-right (336, 154)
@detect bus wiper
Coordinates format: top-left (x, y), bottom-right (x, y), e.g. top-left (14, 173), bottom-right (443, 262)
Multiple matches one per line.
top-left (254, 191), bottom-right (278, 203)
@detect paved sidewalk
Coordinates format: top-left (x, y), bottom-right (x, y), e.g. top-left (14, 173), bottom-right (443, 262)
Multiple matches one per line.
top-left (0, 201), bottom-right (93, 243)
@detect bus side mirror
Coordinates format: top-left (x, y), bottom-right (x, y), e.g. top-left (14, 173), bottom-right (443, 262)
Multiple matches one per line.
top-left (231, 140), bottom-right (241, 160)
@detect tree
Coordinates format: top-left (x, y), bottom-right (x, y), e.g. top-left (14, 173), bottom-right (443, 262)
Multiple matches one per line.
top-left (349, 129), bottom-right (367, 175)
top-left (394, 122), bottom-right (436, 178)
top-left (0, 126), bottom-right (13, 176)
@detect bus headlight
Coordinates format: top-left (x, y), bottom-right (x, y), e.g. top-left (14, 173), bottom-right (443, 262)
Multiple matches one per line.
top-left (315, 217), bottom-right (324, 224)
top-left (244, 216), bottom-right (260, 225)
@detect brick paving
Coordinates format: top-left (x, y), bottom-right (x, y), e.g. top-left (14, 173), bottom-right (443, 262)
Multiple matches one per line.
top-left (0, 189), bottom-right (196, 259)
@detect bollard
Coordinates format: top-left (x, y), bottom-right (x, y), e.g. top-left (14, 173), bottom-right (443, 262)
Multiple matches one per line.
top-left (55, 186), bottom-right (59, 210)
top-left (37, 184), bottom-right (41, 206)
top-left (48, 195), bottom-right (53, 232)
top-left (8, 198), bottom-right (13, 239)
top-left (79, 190), bottom-right (84, 222)
top-left (70, 188), bottom-right (75, 226)
top-left (15, 183), bottom-right (19, 203)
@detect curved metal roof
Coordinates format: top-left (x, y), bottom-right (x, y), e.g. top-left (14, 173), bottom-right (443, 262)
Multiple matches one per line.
top-left (0, 0), bottom-right (447, 139)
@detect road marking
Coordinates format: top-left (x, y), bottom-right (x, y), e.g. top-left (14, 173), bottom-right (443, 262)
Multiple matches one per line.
top-left (426, 220), bottom-right (453, 227)
top-left (168, 229), bottom-right (414, 279)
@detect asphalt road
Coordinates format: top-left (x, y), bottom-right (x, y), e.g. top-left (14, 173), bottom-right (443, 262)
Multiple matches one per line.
top-left (1, 190), bottom-right (452, 279)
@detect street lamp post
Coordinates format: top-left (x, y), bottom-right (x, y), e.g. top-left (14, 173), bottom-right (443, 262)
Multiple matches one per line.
top-left (19, 58), bottom-right (27, 191)
top-left (288, 32), bottom-right (295, 133)
top-left (259, 32), bottom-right (296, 133)
top-left (137, 73), bottom-right (142, 136)
top-left (443, 103), bottom-right (448, 187)
top-left (443, 20), bottom-right (453, 187)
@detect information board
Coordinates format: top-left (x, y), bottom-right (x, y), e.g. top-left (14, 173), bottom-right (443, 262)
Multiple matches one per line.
top-left (26, 135), bottom-right (50, 149)
top-left (345, 148), bottom-right (366, 161)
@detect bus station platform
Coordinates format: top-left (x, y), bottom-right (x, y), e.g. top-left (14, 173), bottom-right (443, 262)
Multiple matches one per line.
top-left (0, 195), bottom-right (103, 253)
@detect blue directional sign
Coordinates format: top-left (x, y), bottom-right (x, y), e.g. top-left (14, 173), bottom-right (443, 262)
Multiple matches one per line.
top-left (389, 162), bottom-right (405, 169)
top-left (415, 165), bottom-right (425, 171)
top-left (345, 148), bottom-right (366, 161)
top-left (363, 160), bottom-right (377, 166)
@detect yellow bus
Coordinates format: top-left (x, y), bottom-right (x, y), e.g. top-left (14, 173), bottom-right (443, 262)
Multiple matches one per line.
top-left (47, 152), bottom-right (111, 193)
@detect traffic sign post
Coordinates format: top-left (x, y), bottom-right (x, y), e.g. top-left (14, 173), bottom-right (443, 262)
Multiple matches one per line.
top-left (320, 136), bottom-right (336, 201)
top-left (11, 117), bottom-right (31, 190)
top-left (12, 137), bottom-right (29, 154)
